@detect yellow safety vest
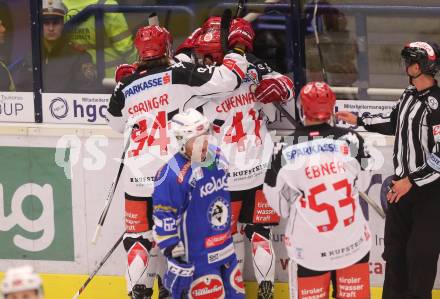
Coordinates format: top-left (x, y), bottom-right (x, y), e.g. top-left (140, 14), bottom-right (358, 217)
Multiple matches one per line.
top-left (0, 60), bottom-right (15, 91)
top-left (63, 0), bottom-right (137, 78)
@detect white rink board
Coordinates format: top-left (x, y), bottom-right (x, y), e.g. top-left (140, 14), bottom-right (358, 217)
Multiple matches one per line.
top-left (0, 124), bottom-right (439, 289)
top-left (42, 93), bottom-right (109, 124)
top-left (0, 92), bottom-right (35, 122)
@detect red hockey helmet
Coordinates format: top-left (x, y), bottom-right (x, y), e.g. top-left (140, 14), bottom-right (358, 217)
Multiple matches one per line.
top-left (134, 25), bottom-right (173, 61)
top-left (201, 16), bottom-right (221, 32)
top-left (300, 82), bottom-right (336, 121)
top-left (194, 16), bottom-right (224, 64)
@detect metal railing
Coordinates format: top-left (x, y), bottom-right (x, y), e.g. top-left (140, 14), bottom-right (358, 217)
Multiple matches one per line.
top-left (304, 4), bottom-right (440, 101)
top-left (210, 2), bottom-right (304, 95)
top-left (5, 2), bottom-right (440, 123)
top-left (331, 87), bottom-right (403, 97)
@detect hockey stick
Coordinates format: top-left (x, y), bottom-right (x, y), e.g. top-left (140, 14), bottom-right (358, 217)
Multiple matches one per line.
top-left (236, 0), bottom-right (245, 17)
top-left (72, 232), bottom-right (124, 299)
top-left (231, 0), bottom-right (301, 128)
top-left (310, 2), bottom-right (385, 219)
top-left (148, 12), bottom-right (159, 26)
top-left (312, 0), bottom-right (328, 82)
top-left (359, 191), bottom-right (385, 219)
top-left (92, 134), bottom-right (131, 244)
top-left (220, 8), bottom-right (232, 55)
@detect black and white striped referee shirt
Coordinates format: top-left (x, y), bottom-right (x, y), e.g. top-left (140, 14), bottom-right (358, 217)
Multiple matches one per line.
top-left (357, 84), bottom-right (440, 187)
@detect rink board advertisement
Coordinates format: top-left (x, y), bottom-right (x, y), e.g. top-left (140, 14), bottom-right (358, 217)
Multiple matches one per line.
top-left (0, 92), bottom-right (35, 122)
top-left (42, 93), bottom-right (109, 124)
top-left (334, 100), bottom-right (395, 132)
top-left (0, 147), bottom-right (74, 261)
top-left (269, 99), bottom-right (396, 131)
top-left (0, 130), bottom-right (439, 289)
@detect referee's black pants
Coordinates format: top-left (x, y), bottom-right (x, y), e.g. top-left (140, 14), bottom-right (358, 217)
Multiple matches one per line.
top-left (382, 181), bottom-right (440, 299)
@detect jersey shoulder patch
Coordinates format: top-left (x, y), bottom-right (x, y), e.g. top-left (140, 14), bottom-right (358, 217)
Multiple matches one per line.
top-left (425, 86), bottom-right (440, 113)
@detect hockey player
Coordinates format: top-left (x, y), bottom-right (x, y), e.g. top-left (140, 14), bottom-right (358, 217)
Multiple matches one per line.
top-left (153, 109), bottom-right (245, 299)
top-left (264, 82), bottom-right (372, 299)
top-left (175, 17), bottom-right (295, 298)
top-left (1, 266), bottom-right (43, 299)
top-left (337, 41), bottom-right (440, 299)
top-left (106, 25), bottom-right (248, 299)
top-left (114, 61), bottom-right (171, 299)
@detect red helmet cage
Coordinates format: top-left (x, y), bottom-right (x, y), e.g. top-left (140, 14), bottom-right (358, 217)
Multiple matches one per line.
top-left (134, 25), bottom-right (173, 61)
top-left (300, 82), bottom-right (336, 121)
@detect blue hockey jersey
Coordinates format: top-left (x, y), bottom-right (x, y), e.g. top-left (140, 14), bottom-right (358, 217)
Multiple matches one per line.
top-left (153, 147), bottom-right (234, 266)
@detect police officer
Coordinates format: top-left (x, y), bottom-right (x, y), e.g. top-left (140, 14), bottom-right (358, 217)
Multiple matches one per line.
top-left (63, 0), bottom-right (137, 79)
top-left (41, 0), bottom-right (97, 92)
top-left (337, 41), bottom-right (440, 299)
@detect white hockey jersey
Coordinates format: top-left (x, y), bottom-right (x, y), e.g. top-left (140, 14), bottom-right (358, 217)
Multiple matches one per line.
top-left (183, 53), bottom-right (294, 191)
top-left (263, 123), bottom-right (372, 271)
top-left (106, 53), bottom-right (248, 197)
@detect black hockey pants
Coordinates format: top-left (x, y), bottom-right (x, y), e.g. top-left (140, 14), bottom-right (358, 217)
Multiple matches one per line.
top-left (382, 180), bottom-right (440, 299)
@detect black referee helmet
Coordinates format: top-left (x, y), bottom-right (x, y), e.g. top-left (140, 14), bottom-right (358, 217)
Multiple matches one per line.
top-left (401, 41), bottom-right (440, 76)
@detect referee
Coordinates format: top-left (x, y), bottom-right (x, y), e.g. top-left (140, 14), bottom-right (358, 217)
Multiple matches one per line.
top-left (337, 41), bottom-right (440, 299)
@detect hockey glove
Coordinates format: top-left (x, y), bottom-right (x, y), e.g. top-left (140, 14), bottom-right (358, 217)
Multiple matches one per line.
top-left (255, 78), bottom-right (291, 104)
top-left (228, 18), bottom-right (255, 51)
top-left (163, 241), bottom-right (185, 259)
top-left (114, 63), bottom-right (136, 82)
top-left (163, 258), bottom-right (194, 299)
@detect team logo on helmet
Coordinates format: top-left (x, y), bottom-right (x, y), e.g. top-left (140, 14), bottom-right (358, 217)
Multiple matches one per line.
top-left (203, 32), bottom-right (213, 42)
top-left (303, 83), bottom-right (313, 94)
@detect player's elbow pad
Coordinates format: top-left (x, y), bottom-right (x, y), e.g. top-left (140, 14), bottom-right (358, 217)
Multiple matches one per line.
top-left (221, 53), bottom-right (248, 81)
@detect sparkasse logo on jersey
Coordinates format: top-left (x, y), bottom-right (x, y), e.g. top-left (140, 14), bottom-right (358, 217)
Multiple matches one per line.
top-left (124, 71), bottom-right (171, 98)
top-left (284, 140), bottom-right (349, 160)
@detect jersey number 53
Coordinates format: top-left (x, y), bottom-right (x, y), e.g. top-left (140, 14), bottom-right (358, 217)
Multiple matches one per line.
top-left (300, 179), bottom-right (355, 233)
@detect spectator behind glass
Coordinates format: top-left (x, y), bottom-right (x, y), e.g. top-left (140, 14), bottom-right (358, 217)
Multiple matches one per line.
top-left (304, 0), bottom-right (358, 87)
top-left (63, 0), bottom-right (137, 80)
top-left (40, 0), bottom-right (97, 92)
top-left (0, 1), bottom-right (15, 91)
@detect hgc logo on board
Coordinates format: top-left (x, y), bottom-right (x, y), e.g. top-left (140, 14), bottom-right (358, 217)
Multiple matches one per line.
top-left (0, 183), bottom-right (54, 252)
top-left (0, 147), bottom-right (74, 261)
